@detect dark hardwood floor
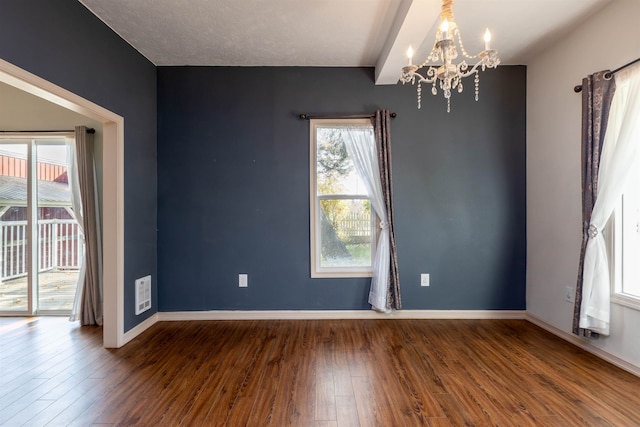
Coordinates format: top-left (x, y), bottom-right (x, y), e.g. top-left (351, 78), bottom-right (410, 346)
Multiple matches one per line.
top-left (1, 317), bottom-right (639, 426)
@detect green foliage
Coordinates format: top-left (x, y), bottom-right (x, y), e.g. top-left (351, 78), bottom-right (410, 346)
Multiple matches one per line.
top-left (317, 128), bottom-right (352, 194)
top-left (346, 243), bottom-right (371, 265)
top-left (317, 128), bottom-right (354, 228)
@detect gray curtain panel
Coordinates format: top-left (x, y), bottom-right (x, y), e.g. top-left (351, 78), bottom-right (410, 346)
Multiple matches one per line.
top-left (75, 126), bottom-right (103, 326)
top-left (573, 71), bottom-right (615, 337)
top-left (374, 110), bottom-right (401, 310)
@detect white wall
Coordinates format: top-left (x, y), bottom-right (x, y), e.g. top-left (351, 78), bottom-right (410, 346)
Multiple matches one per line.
top-left (528, 0), bottom-right (640, 370)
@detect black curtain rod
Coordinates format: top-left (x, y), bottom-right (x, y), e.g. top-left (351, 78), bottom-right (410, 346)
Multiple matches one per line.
top-left (0, 128), bottom-right (95, 134)
top-left (299, 112), bottom-right (397, 120)
top-left (574, 57), bottom-right (640, 93)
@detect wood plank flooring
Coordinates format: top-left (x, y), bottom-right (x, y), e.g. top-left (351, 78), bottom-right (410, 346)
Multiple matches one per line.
top-left (1, 317), bottom-right (639, 426)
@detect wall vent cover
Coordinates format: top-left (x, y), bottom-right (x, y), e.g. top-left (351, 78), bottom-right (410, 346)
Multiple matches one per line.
top-left (135, 275), bottom-right (152, 315)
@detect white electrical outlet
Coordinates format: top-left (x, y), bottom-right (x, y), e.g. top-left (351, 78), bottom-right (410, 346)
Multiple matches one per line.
top-left (565, 286), bottom-right (574, 303)
top-left (239, 274), bottom-right (248, 287)
top-left (421, 273), bottom-right (430, 287)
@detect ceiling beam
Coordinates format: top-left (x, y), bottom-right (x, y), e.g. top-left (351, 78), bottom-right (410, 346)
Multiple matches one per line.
top-left (375, 0), bottom-right (440, 85)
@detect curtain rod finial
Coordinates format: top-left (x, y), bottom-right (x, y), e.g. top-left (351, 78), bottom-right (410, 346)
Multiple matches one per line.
top-left (299, 114), bottom-right (308, 120)
top-left (574, 85), bottom-right (583, 93)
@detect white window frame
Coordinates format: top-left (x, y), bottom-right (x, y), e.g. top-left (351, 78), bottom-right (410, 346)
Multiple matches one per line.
top-left (608, 195), bottom-right (640, 311)
top-left (309, 118), bottom-right (376, 278)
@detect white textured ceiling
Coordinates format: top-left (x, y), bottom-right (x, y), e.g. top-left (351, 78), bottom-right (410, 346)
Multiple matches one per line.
top-left (78, 0), bottom-right (611, 84)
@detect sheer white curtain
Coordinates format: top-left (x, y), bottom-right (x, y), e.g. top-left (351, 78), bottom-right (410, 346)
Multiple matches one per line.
top-left (66, 136), bottom-right (86, 322)
top-left (580, 64), bottom-right (640, 335)
top-left (341, 126), bottom-right (390, 312)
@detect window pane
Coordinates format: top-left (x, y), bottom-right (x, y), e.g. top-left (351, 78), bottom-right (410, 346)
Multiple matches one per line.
top-left (36, 143), bottom-right (81, 311)
top-left (319, 198), bottom-right (372, 268)
top-left (316, 127), bottom-right (368, 196)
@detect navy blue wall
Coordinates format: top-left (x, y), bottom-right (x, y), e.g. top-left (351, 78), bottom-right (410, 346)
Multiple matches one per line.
top-left (157, 66), bottom-right (526, 311)
top-left (0, 0), bottom-right (158, 330)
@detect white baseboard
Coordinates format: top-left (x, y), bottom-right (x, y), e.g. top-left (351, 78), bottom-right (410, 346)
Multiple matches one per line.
top-left (525, 313), bottom-right (640, 378)
top-left (122, 312), bottom-right (159, 345)
top-left (119, 309), bottom-right (525, 347)
top-left (157, 309), bottom-right (526, 321)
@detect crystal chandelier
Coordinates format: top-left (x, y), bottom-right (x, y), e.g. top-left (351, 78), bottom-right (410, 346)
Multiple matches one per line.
top-left (399, 0), bottom-right (500, 112)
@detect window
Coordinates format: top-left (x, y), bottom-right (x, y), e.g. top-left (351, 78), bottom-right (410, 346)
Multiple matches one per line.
top-left (309, 119), bottom-right (376, 278)
top-left (611, 165), bottom-right (640, 309)
top-left (608, 75), bottom-right (640, 310)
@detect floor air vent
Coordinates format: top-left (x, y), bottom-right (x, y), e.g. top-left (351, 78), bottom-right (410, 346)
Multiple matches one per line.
top-left (135, 275), bottom-right (152, 315)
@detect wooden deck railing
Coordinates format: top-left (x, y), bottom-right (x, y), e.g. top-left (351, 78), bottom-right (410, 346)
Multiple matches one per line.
top-left (0, 219), bottom-right (83, 280)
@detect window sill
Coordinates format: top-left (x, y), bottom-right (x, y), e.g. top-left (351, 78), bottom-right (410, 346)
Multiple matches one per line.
top-left (611, 293), bottom-right (640, 311)
top-left (311, 270), bottom-right (373, 279)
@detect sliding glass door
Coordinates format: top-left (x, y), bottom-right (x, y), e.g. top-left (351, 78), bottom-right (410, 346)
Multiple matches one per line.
top-left (0, 137), bottom-right (82, 315)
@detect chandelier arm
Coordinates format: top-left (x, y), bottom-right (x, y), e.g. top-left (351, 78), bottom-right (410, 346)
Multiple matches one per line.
top-left (414, 72), bottom-right (438, 84)
top-left (458, 62), bottom-right (483, 78)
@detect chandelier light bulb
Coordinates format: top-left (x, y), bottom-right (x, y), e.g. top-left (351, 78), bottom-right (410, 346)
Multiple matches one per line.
top-left (484, 29), bottom-right (492, 50)
top-left (441, 19), bottom-right (450, 39)
top-left (407, 46), bottom-right (414, 65)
